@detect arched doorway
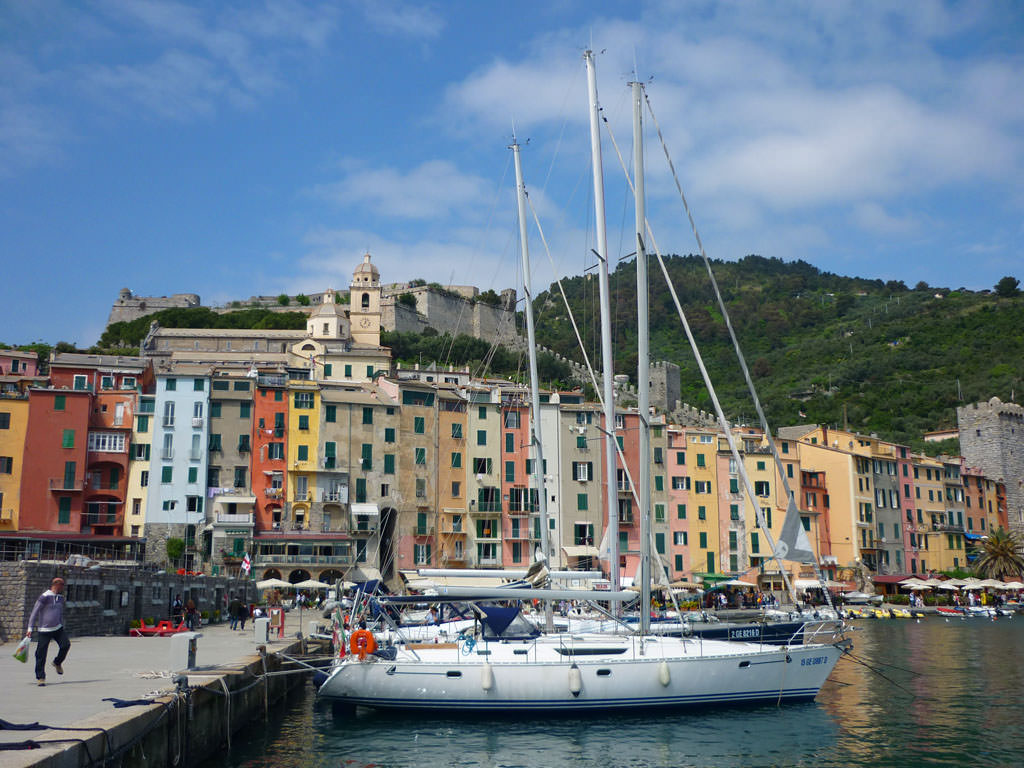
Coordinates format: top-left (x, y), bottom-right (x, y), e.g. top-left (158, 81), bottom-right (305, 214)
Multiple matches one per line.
top-left (319, 569), bottom-right (345, 585)
top-left (261, 568), bottom-right (282, 580)
top-left (289, 569), bottom-right (311, 584)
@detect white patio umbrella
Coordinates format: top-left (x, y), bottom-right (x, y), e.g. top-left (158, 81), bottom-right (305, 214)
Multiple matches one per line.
top-left (256, 578), bottom-right (292, 590)
top-left (293, 579), bottom-right (332, 590)
top-left (923, 578), bottom-right (946, 587)
top-left (978, 579), bottom-right (1006, 589)
top-left (945, 578), bottom-right (970, 586)
top-left (899, 579), bottom-right (927, 589)
top-left (1001, 581), bottom-right (1024, 590)
top-left (935, 582), bottom-right (961, 591)
top-left (908, 584), bottom-right (933, 591)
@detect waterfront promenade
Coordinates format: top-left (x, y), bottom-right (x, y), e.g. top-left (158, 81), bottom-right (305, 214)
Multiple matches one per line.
top-left (0, 609), bottom-right (319, 765)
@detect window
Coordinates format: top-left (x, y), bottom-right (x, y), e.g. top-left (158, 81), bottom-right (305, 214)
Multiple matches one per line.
top-left (504, 410), bottom-right (520, 428)
top-left (165, 378), bottom-right (176, 391)
top-left (187, 467), bottom-right (197, 484)
top-left (362, 407), bottom-right (373, 425)
top-left (750, 532), bottom-right (760, 554)
top-left (415, 478), bottom-right (426, 498)
top-left (505, 433), bottom-right (514, 453)
top-left (362, 444), bottom-right (373, 469)
top-left (451, 452), bottom-right (462, 468)
top-left (384, 454), bottom-right (395, 474)
top-left (473, 457), bottom-right (492, 474)
top-left (577, 435), bottom-right (587, 450)
top-left (729, 531), bottom-right (737, 550)
top-left (213, 380), bottom-right (230, 391)
top-left (323, 363), bottom-right (332, 376)
top-left (655, 533), bottom-right (666, 555)
top-left (478, 406), bottom-right (487, 420)
top-left (577, 493), bottom-right (588, 511)
top-left (325, 405), bottom-right (337, 422)
top-left (698, 505), bottom-right (706, 520)
top-left (53, 395), bottom-right (66, 411)
top-left (730, 504), bottom-right (739, 520)
top-left (193, 378), bottom-right (204, 391)
top-left (132, 443), bottom-right (150, 461)
top-left (161, 466), bottom-right (173, 483)
top-left (210, 402), bottom-right (222, 418)
top-left (366, 365), bottom-right (374, 377)
top-left (140, 470), bottom-right (148, 487)
top-left (238, 434), bottom-right (250, 452)
top-left (677, 504), bottom-right (686, 519)
top-left (477, 430), bottom-right (487, 446)
top-left (163, 401), bottom-right (175, 427)
top-left (239, 402), bottom-right (251, 418)
top-left (451, 481), bottom-right (461, 497)
top-left (671, 476), bottom-right (689, 490)
top-left (344, 364), bottom-right (352, 378)
top-left (192, 401), bottom-right (203, 419)
top-left (88, 432), bottom-right (126, 453)
top-left (297, 445), bottom-right (308, 461)
top-left (699, 532), bottom-right (707, 548)
top-left (0, 456), bottom-right (12, 473)
top-left (58, 497), bottom-right (71, 524)
top-left (59, 428), bottom-right (76, 449)
top-left (385, 427), bottom-right (395, 443)
top-left (754, 481), bottom-right (770, 496)
top-left (298, 415), bottom-right (309, 431)
top-left (655, 504), bottom-right (666, 523)
top-left (694, 480), bottom-right (711, 494)
top-left (696, 453), bottom-right (706, 468)
top-left (729, 478), bottom-right (739, 494)
top-left (414, 417), bottom-right (425, 434)
top-left (654, 476), bottom-right (664, 492)
top-left (654, 447), bottom-right (664, 464)
top-left (414, 447), bottom-right (425, 466)
top-left (234, 467), bottom-right (246, 488)
top-left (572, 462), bottom-right (593, 482)
top-left (294, 392), bottom-right (314, 409)
top-left (451, 423), bottom-right (463, 439)
top-left (505, 461), bottom-right (515, 482)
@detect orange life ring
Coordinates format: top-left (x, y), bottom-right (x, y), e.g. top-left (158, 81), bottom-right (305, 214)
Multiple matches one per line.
top-left (349, 629), bottom-right (377, 660)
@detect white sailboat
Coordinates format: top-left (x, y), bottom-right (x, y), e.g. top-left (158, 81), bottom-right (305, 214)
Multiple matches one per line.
top-left (317, 50), bottom-right (848, 713)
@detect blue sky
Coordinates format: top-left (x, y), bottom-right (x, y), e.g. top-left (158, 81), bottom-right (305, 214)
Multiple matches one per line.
top-left (2, 0), bottom-right (1022, 347)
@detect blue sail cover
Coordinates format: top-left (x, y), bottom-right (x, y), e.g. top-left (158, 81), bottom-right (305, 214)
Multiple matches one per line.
top-left (480, 606), bottom-right (522, 637)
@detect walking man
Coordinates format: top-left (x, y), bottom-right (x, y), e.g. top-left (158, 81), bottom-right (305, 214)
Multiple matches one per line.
top-left (26, 577), bottom-right (71, 686)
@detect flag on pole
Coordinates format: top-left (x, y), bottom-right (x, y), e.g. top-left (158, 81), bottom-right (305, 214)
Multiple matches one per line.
top-left (241, 552), bottom-right (251, 574)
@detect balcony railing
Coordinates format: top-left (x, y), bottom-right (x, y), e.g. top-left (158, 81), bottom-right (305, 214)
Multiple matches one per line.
top-left (258, 374), bottom-right (288, 388)
top-left (322, 491), bottom-right (345, 503)
top-left (264, 488), bottom-right (284, 498)
top-left (162, 448), bottom-right (174, 460)
top-left (216, 513), bottom-right (254, 525)
top-left (81, 512), bottom-right (123, 528)
top-left (49, 477), bottom-right (83, 491)
top-left (256, 553), bottom-right (353, 565)
top-left (475, 502), bottom-right (502, 513)
top-left (414, 526), bottom-right (434, 537)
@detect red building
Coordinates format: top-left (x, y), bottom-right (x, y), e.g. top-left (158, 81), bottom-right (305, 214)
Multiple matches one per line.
top-left (21, 388), bottom-right (92, 533)
top-left (252, 372), bottom-right (289, 532)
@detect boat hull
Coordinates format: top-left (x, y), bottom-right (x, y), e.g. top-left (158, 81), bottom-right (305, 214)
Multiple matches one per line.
top-left (318, 637), bottom-right (843, 713)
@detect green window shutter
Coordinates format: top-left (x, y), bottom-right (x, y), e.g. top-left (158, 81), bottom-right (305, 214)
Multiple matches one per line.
top-left (616, 436), bottom-right (623, 450)
top-left (324, 363), bottom-right (332, 377)
top-left (698, 505), bottom-right (706, 520)
top-left (166, 378), bottom-right (176, 391)
top-left (325, 441), bottom-right (336, 457)
top-left (62, 429), bottom-right (75, 448)
top-left (384, 454), bottom-right (395, 474)
top-left (417, 512), bottom-right (427, 532)
top-left (729, 530), bottom-right (737, 549)
top-left (355, 478), bottom-right (366, 503)
top-left (677, 504), bottom-right (686, 519)
top-left (505, 461), bottom-right (515, 482)
top-left (699, 532), bottom-right (707, 548)
top-left (655, 475), bottom-right (664, 491)
top-left (58, 497), bottom-right (71, 524)
top-left (577, 435), bottom-right (586, 449)
top-left (137, 415), bottom-right (149, 432)
top-left (706, 552), bottom-right (715, 573)
top-left (415, 447), bottom-right (425, 465)
top-left (451, 452), bottom-right (461, 468)
top-left (209, 434), bottom-right (222, 451)
top-left (194, 378), bottom-right (204, 391)
top-left (655, 533), bottom-right (666, 555)
top-left (210, 402), bottom-right (222, 418)
top-left (384, 427), bottom-right (395, 443)
top-left (414, 417), bottom-right (425, 434)
top-left (297, 445), bottom-right (308, 461)
top-left (750, 532), bottom-right (760, 554)
top-left (361, 443), bottom-right (372, 469)
top-left (63, 461), bottom-right (76, 488)
top-left (162, 466), bottom-right (173, 483)
top-left (674, 554), bottom-right (683, 571)
top-left (344, 364), bottom-right (352, 377)
top-left (478, 406), bottom-right (486, 420)
top-left (239, 402), bottom-right (251, 418)
top-left (325, 405), bottom-right (336, 422)
top-left (54, 395), bottom-right (66, 411)
top-left (274, 390), bottom-right (283, 401)
top-left (362, 407), bottom-right (373, 425)
top-left (477, 430), bottom-right (486, 446)
top-left (729, 478), bottom-right (738, 493)
top-left (299, 415), bottom-right (309, 430)
top-left (577, 493), bottom-right (588, 511)
top-left (451, 423), bottom-right (462, 439)
top-left (696, 453), bottom-right (705, 467)
top-left (505, 433), bottom-right (514, 452)
top-left (188, 467), bottom-right (197, 483)
top-left (366, 366), bottom-right (374, 377)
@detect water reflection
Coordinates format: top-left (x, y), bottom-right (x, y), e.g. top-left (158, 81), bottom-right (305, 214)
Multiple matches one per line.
top-left (212, 620), bottom-right (1024, 768)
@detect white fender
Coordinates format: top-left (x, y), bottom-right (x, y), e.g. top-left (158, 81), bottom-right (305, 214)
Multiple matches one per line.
top-left (658, 660), bottom-right (671, 687)
top-left (481, 661), bottom-right (494, 691)
top-left (568, 663), bottom-right (582, 697)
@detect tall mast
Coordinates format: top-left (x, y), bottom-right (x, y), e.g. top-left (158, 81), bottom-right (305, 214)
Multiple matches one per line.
top-left (585, 49), bottom-right (620, 596)
top-left (510, 139), bottom-right (551, 568)
top-left (632, 79), bottom-right (651, 636)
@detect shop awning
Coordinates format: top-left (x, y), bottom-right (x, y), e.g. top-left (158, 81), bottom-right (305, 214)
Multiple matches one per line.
top-left (561, 545), bottom-right (600, 558)
top-left (350, 503), bottom-right (379, 516)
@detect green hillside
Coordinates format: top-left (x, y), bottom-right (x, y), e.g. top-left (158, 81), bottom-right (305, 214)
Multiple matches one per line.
top-left (531, 255), bottom-right (1024, 451)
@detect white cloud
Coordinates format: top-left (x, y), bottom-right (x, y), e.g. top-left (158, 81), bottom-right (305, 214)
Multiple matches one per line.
top-left (356, 0), bottom-right (444, 39)
top-left (853, 202), bottom-right (919, 236)
top-left (315, 160), bottom-right (495, 221)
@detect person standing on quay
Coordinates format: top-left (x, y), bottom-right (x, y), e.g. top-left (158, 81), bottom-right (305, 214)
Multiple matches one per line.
top-left (26, 577), bottom-right (71, 686)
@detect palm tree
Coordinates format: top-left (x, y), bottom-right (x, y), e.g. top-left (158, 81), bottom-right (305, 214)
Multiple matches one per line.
top-left (974, 528), bottom-right (1024, 580)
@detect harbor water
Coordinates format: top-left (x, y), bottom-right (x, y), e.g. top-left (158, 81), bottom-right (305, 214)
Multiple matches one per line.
top-left (207, 618), bottom-right (1024, 768)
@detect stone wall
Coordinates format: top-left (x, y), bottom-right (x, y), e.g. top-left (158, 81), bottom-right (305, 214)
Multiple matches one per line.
top-left (108, 290), bottom-right (201, 326)
top-left (958, 397), bottom-right (1024, 533)
top-left (0, 560), bottom-right (256, 642)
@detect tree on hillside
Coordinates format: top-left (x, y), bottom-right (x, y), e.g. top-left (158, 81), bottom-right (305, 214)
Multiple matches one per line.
top-left (974, 528), bottom-right (1024, 580)
top-left (995, 276), bottom-right (1021, 298)
top-left (277, 294), bottom-right (290, 306)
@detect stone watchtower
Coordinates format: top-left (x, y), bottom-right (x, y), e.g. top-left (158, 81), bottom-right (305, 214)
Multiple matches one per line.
top-left (958, 397), bottom-right (1024, 533)
top-left (349, 253), bottom-right (382, 346)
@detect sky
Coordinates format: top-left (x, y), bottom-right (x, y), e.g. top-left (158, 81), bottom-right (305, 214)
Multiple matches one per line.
top-left (2, 0), bottom-right (1022, 347)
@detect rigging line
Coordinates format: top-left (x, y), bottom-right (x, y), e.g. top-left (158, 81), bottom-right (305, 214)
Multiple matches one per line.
top-left (601, 94), bottom-right (798, 605)
top-left (643, 90), bottom-right (835, 612)
top-left (837, 651), bottom-right (915, 697)
top-left (540, 60), bottom-right (582, 193)
top-left (526, 189), bottom-right (677, 610)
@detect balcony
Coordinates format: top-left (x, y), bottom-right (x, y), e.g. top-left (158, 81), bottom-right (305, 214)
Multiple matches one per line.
top-left (192, 417), bottom-right (204, 429)
top-left (1, 508), bottom-right (15, 521)
top-left (162, 448), bottom-right (174, 460)
top-left (264, 488), bottom-right (284, 499)
top-left (322, 490), bottom-right (346, 503)
top-left (618, 512), bottom-right (635, 525)
top-left (163, 418), bottom-right (175, 428)
top-left (414, 526), bottom-right (434, 537)
top-left (257, 553), bottom-right (354, 566)
top-left (216, 512), bottom-right (254, 525)
top-left (81, 511), bottom-right (123, 529)
top-left (440, 525), bottom-right (466, 536)
top-left (258, 374), bottom-right (288, 388)
top-left (49, 477), bottom-right (83, 492)
top-left (473, 501), bottom-right (502, 513)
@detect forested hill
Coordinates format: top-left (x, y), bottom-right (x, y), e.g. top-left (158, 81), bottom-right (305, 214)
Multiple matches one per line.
top-left (531, 255), bottom-right (1024, 450)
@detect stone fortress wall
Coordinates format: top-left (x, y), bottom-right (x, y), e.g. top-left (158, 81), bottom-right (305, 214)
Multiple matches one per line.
top-left (958, 397), bottom-right (1024, 533)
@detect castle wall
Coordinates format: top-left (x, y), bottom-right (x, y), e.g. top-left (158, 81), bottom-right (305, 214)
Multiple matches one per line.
top-left (108, 291), bottom-right (201, 326)
top-left (957, 397), bottom-right (1024, 533)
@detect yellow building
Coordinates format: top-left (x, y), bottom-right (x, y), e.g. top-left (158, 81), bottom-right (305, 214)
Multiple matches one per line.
top-left (122, 392), bottom-right (154, 537)
top-left (911, 454), bottom-right (963, 572)
top-left (287, 379), bottom-right (321, 529)
top-left (0, 395), bottom-right (29, 530)
top-left (687, 427), bottom-right (721, 578)
top-left (437, 387), bottom-right (469, 567)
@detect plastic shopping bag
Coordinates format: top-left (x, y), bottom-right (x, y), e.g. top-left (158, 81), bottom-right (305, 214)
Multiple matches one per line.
top-left (12, 635), bottom-right (30, 663)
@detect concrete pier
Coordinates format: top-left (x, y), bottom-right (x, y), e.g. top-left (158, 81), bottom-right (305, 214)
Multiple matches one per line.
top-left (0, 609), bottom-right (327, 766)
